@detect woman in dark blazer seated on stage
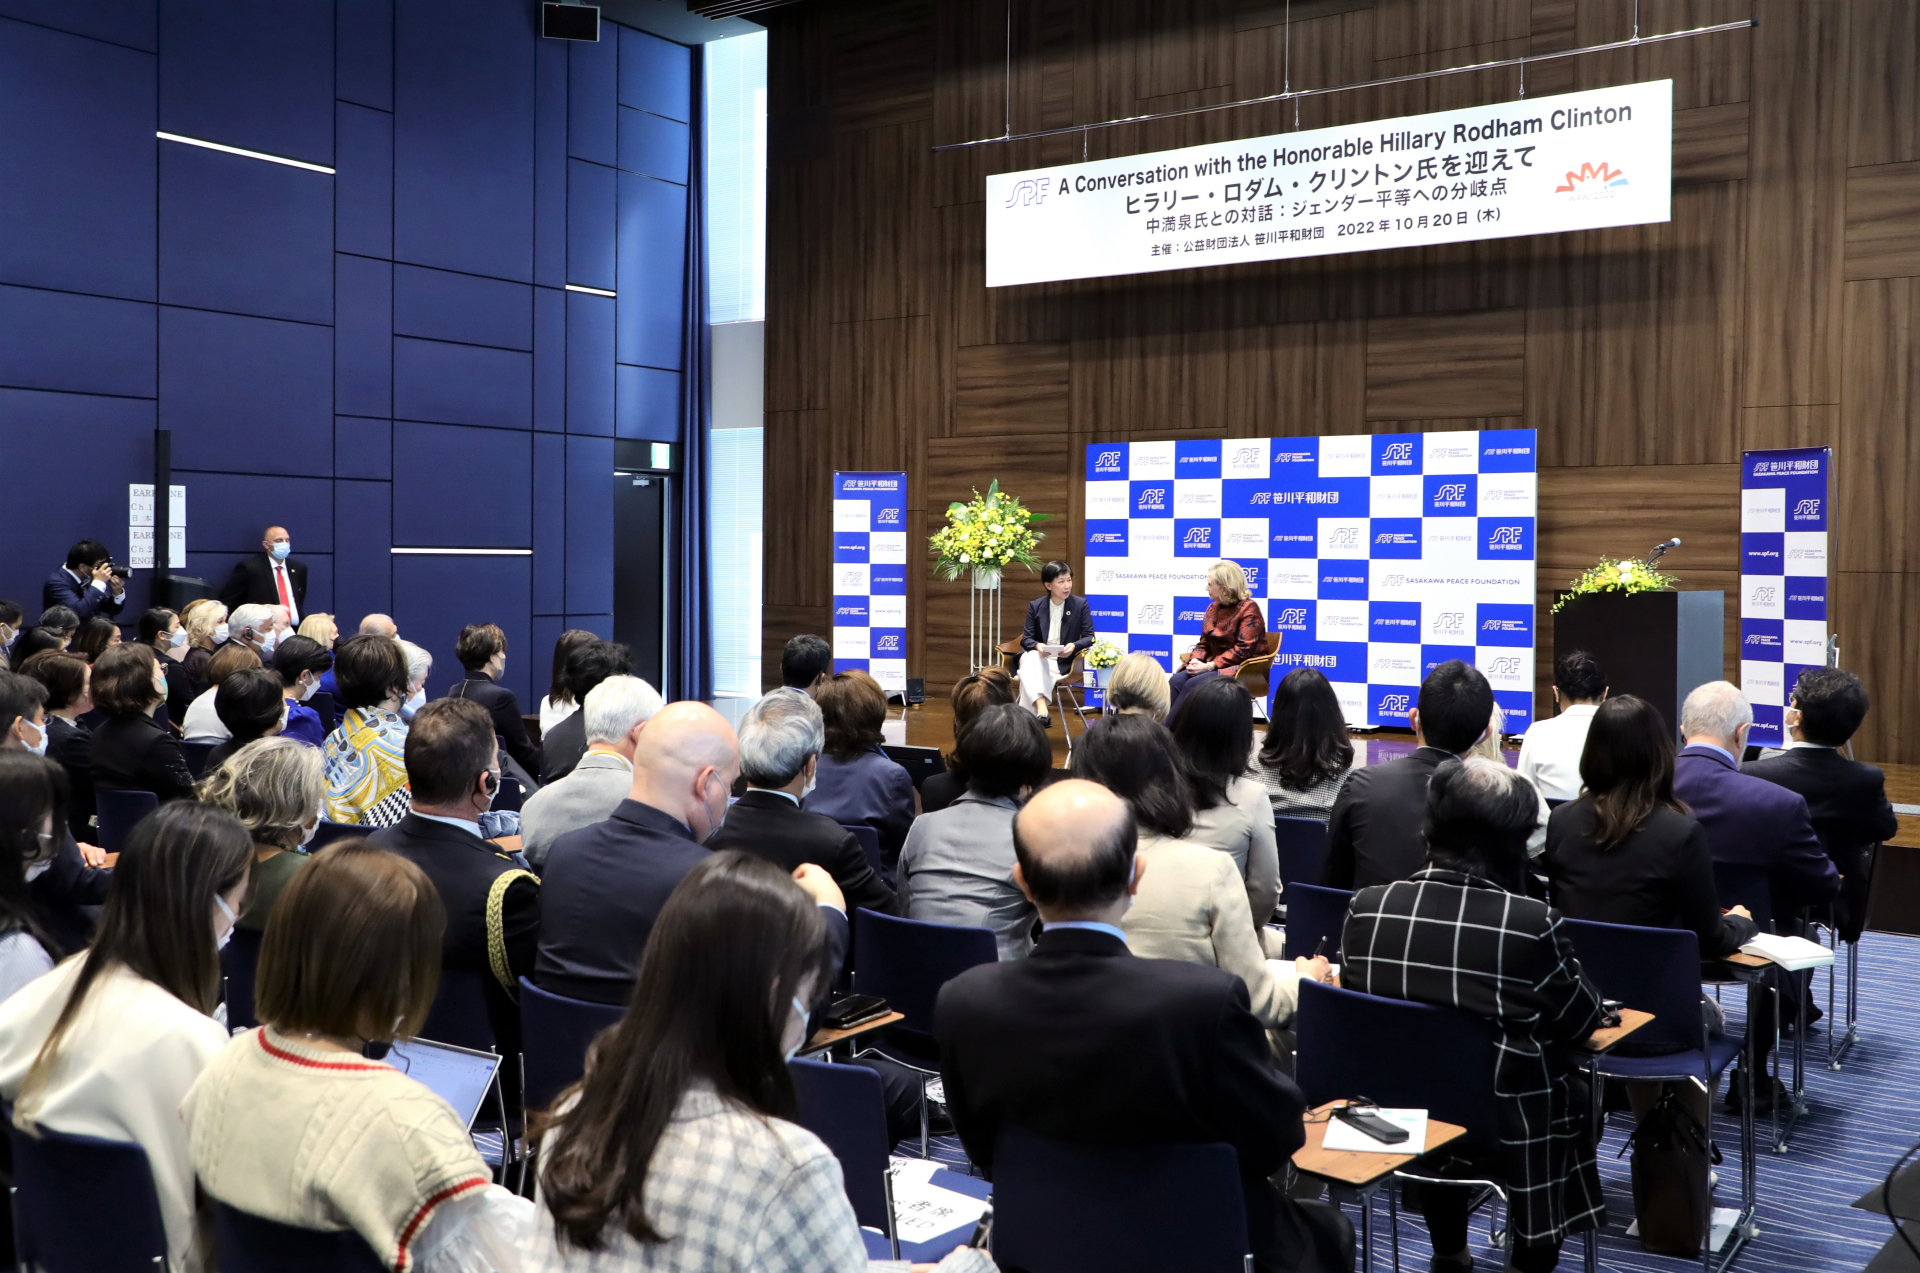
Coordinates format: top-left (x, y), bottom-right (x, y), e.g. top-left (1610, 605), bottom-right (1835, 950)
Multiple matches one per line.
top-left (1168, 559), bottom-right (1265, 714)
top-left (1015, 561), bottom-right (1095, 724)
top-left (87, 643), bottom-right (198, 804)
top-left (801, 670), bottom-right (915, 869)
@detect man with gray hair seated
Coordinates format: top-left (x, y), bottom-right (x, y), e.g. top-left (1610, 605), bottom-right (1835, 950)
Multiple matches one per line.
top-left (708, 687), bottom-right (898, 916)
top-left (227, 603), bottom-right (286, 662)
top-left (519, 674), bottom-right (663, 869)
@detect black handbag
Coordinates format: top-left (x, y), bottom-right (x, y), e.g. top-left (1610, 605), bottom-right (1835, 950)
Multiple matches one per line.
top-left (1623, 1087), bottom-right (1719, 1255)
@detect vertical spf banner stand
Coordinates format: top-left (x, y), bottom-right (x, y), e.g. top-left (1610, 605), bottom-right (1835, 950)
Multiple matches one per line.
top-left (832, 472), bottom-right (909, 694)
top-left (1739, 448), bottom-right (1832, 746)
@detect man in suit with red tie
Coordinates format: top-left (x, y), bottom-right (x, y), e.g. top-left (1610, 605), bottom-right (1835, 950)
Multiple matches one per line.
top-left (219, 526), bottom-right (308, 626)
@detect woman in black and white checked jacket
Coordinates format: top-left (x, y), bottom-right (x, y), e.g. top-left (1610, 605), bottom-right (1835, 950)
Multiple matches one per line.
top-left (1343, 757), bottom-right (1607, 1273)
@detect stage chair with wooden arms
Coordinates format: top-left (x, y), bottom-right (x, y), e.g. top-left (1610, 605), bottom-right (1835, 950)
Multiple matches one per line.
top-left (1232, 633), bottom-right (1282, 719)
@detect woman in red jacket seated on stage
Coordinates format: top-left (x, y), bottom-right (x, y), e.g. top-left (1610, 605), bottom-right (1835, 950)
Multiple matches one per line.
top-left (1168, 560), bottom-right (1265, 715)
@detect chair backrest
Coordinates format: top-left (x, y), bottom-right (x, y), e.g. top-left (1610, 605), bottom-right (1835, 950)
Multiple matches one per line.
top-left (1295, 980), bottom-right (1502, 1146)
top-left (493, 774), bottom-right (525, 814)
top-left (308, 690), bottom-right (339, 737)
top-left (518, 976), bottom-right (624, 1111)
top-left (221, 926), bottom-right (266, 1031)
top-left (853, 908), bottom-right (997, 1042)
top-left (214, 1202), bottom-right (386, 1273)
top-left (179, 740), bottom-right (216, 780)
top-left (94, 788), bottom-right (159, 853)
top-left (1273, 817), bottom-right (1330, 891)
top-left (1559, 917), bottom-right (1706, 1055)
top-left (1711, 862), bottom-right (1775, 932)
top-left (420, 965), bottom-right (497, 1053)
top-left (992, 1126), bottom-right (1248, 1273)
top-left (1281, 883), bottom-right (1353, 961)
top-left (11, 1123), bottom-right (170, 1272)
top-left (880, 744), bottom-right (946, 790)
top-left (789, 1059), bottom-right (893, 1233)
top-left (840, 824), bottom-right (885, 877)
top-left (308, 820), bottom-right (364, 851)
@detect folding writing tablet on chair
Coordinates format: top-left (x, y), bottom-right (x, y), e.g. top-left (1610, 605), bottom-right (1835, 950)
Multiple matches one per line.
top-left (382, 1038), bottom-right (504, 1133)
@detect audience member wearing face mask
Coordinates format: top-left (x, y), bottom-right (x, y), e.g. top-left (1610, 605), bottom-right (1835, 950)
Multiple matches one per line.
top-left (519, 675), bottom-right (662, 870)
top-left (0, 752), bottom-right (64, 1003)
top-left (87, 643), bottom-right (198, 804)
top-left (196, 737), bottom-right (325, 935)
top-left (16, 652), bottom-right (97, 844)
top-left (180, 642), bottom-right (264, 746)
top-left (0, 671), bottom-right (112, 960)
top-left (446, 622), bottom-right (542, 784)
top-left (270, 635), bottom-right (334, 748)
top-left (395, 638), bottom-right (432, 723)
top-left (0, 600), bottom-right (24, 673)
top-left (800, 670), bottom-right (917, 870)
top-left (227, 603), bottom-right (284, 665)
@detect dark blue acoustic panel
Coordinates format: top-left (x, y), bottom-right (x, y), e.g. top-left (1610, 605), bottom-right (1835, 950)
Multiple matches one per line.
top-left (175, 471), bottom-right (336, 553)
top-left (394, 0), bottom-right (535, 284)
top-left (335, 254), bottom-right (392, 419)
top-left (159, 0), bottom-right (333, 166)
top-left (0, 20), bottom-right (155, 300)
top-left (392, 553), bottom-right (532, 703)
top-left (568, 34), bottom-right (616, 166)
top-left (563, 614), bottom-right (614, 641)
top-left (336, 0), bottom-right (393, 112)
top-left (618, 26), bottom-right (689, 123)
top-left (296, 554), bottom-right (336, 618)
top-left (0, 389), bottom-right (154, 612)
top-left (393, 337), bottom-right (531, 431)
top-left (565, 292), bottom-right (614, 436)
top-left (565, 436), bottom-right (615, 615)
top-left (616, 365), bottom-right (678, 442)
top-left (535, 39), bottom-right (567, 289)
top-left (530, 620), bottom-right (563, 704)
top-left (617, 106), bottom-right (687, 184)
top-left (337, 103), bottom-right (394, 259)
top-left (534, 287), bottom-right (565, 432)
top-left (394, 264), bottom-right (532, 351)
top-left (159, 142), bottom-right (333, 324)
top-left (0, 284), bottom-right (155, 399)
top-left (617, 172), bottom-right (685, 370)
top-left (0, 1), bottom-right (155, 50)
top-left (567, 159), bottom-right (617, 293)
top-left (161, 307), bottom-right (332, 477)
top-left (334, 478), bottom-right (392, 622)
top-left (532, 432), bottom-right (565, 614)
top-left (336, 416), bottom-right (392, 481)
top-left (392, 421), bottom-right (532, 548)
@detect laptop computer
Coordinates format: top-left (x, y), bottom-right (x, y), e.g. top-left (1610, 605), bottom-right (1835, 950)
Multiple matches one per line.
top-left (381, 1038), bottom-right (503, 1132)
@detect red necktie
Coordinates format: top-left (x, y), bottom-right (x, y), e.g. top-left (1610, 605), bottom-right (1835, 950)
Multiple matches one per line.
top-left (274, 564), bottom-right (292, 611)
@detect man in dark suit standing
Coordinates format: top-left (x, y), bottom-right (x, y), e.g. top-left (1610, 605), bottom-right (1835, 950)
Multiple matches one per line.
top-left (368, 698), bottom-right (540, 1059)
top-left (707, 687), bottom-right (897, 916)
top-left (1743, 668), bottom-right (1896, 943)
top-left (41, 540), bottom-right (126, 623)
top-left (1323, 660), bottom-right (1495, 889)
top-left (535, 701), bottom-right (848, 1005)
top-left (538, 640), bottom-right (632, 784)
top-left (937, 780), bottom-right (1349, 1273)
top-left (218, 525), bottom-right (307, 625)
top-left (1013, 560), bottom-right (1095, 723)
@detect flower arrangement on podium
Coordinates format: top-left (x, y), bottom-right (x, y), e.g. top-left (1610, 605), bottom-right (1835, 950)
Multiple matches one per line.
top-left (928, 480), bottom-right (1049, 589)
top-left (1084, 638), bottom-right (1123, 688)
top-left (1552, 556), bottom-right (1679, 614)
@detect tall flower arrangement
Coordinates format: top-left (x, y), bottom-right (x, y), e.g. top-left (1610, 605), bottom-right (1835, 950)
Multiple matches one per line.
top-left (1552, 557), bottom-right (1679, 613)
top-left (928, 481), bottom-right (1049, 582)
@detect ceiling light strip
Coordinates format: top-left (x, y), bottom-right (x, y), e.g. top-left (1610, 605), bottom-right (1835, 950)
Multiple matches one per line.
top-left (565, 283), bottom-right (618, 297)
top-left (156, 131), bottom-right (336, 174)
top-left (389, 548), bottom-right (535, 556)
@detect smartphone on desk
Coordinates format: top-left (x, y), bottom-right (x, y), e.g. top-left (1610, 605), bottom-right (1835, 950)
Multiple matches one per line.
top-left (823, 993), bottom-right (890, 1031)
top-left (1333, 1104), bottom-right (1409, 1145)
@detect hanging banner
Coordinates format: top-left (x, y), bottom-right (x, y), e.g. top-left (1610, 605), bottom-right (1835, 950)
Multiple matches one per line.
top-left (1739, 447), bottom-right (1831, 746)
top-left (987, 79), bottom-right (1672, 287)
top-left (832, 471), bottom-right (908, 693)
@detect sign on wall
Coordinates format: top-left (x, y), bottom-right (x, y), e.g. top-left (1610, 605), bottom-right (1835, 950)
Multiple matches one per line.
top-left (832, 471), bottom-right (908, 693)
top-left (128, 483), bottom-right (185, 570)
top-left (1739, 447), bottom-right (1831, 746)
top-left (1082, 431), bottom-right (1538, 730)
top-left (988, 80), bottom-right (1672, 287)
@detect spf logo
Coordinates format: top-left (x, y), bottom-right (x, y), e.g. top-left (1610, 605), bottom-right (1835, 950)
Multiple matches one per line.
top-left (1434, 483), bottom-right (1467, 502)
top-left (1794, 499), bottom-right (1821, 517)
top-left (1135, 604), bottom-right (1165, 625)
top-left (1003, 178), bottom-right (1048, 208)
top-left (875, 635), bottom-right (902, 653)
top-left (1382, 574), bottom-right (1405, 588)
top-left (876, 508), bottom-right (900, 524)
top-left (1277, 607), bottom-right (1307, 626)
top-left (1183, 527), bottom-right (1212, 548)
top-left (1382, 441), bottom-right (1415, 463)
top-left (1249, 491), bottom-right (1272, 505)
top-left (1435, 612), bottom-right (1465, 634)
top-left (1328, 527), bottom-right (1360, 548)
top-left (837, 571), bottom-right (863, 589)
top-left (1137, 488), bottom-right (1166, 510)
top-left (1488, 525), bottom-right (1524, 548)
top-left (1378, 693), bottom-right (1412, 714)
top-left (1751, 586), bottom-right (1777, 606)
top-left (1232, 447), bottom-right (1261, 467)
top-left (1484, 657), bottom-right (1522, 677)
top-left (835, 607), bottom-right (862, 618)
top-left (1095, 450), bottom-right (1123, 472)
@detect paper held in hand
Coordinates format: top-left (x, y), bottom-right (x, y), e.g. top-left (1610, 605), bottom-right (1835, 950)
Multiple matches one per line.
top-left (1321, 1108), bottom-right (1430, 1154)
top-left (1737, 933), bottom-right (1835, 971)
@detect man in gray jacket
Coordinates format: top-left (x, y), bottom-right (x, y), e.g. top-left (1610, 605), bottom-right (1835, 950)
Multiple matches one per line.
top-left (520, 674), bottom-right (662, 869)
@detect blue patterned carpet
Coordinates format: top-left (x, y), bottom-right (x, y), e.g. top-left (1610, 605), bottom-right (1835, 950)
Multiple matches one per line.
top-left (901, 930), bottom-right (1920, 1272)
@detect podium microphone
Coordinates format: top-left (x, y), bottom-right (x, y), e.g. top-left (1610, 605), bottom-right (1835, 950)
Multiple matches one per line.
top-left (1644, 537), bottom-right (1681, 567)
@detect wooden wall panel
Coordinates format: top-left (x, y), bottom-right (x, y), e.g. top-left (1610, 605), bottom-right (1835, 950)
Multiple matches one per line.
top-left (1365, 309), bottom-right (1525, 419)
top-left (1844, 162), bottom-right (1920, 281)
top-left (954, 342), bottom-right (1072, 434)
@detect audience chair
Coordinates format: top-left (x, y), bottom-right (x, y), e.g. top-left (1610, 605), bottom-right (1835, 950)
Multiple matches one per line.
top-left (840, 824), bottom-right (887, 881)
top-left (213, 1202), bottom-right (385, 1273)
top-left (308, 820), bottom-right (364, 851)
top-left (1711, 860), bottom-right (1813, 1133)
top-left (1281, 883), bottom-right (1352, 962)
top-left (11, 1123), bottom-right (169, 1272)
top-left (221, 927), bottom-right (266, 1031)
top-left (94, 788), bottom-right (159, 854)
top-left (1711, 863), bottom-right (1775, 933)
top-left (308, 691), bottom-right (340, 738)
top-left (1231, 633), bottom-right (1282, 719)
top-left (179, 740), bottom-right (216, 780)
top-left (992, 1126), bottom-right (1249, 1273)
top-left (1274, 817), bottom-right (1331, 894)
top-left (493, 774), bottom-right (525, 815)
top-left (518, 976), bottom-right (624, 1112)
top-left (1811, 841), bottom-right (1879, 1069)
top-left (790, 1059), bottom-right (901, 1260)
top-left (880, 744), bottom-right (946, 791)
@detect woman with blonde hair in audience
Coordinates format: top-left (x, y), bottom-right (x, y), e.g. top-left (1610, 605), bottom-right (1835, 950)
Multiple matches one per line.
top-left (178, 599), bottom-right (228, 703)
top-left (1102, 651), bottom-right (1171, 721)
top-left (198, 737), bottom-right (325, 933)
top-left (801, 670), bottom-right (915, 868)
top-left (0, 801), bottom-right (252, 1273)
top-left (918, 667), bottom-right (1014, 814)
top-left (297, 613), bottom-right (338, 649)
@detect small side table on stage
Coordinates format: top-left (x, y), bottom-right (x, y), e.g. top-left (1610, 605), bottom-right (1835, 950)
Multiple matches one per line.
top-left (1293, 1100), bottom-right (1466, 1273)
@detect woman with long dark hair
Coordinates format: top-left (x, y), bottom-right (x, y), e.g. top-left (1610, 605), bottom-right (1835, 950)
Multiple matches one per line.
top-left (1169, 677), bottom-right (1279, 926)
top-left (0, 753), bottom-right (61, 1001)
top-left (1255, 667), bottom-right (1355, 822)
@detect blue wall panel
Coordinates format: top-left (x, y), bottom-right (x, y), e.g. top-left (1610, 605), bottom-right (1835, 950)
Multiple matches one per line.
top-left (532, 432), bottom-right (566, 615)
top-left (617, 172), bottom-right (684, 370)
top-left (159, 1), bottom-right (334, 166)
top-left (177, 471), bottom-right (336, 552)
top-left (534, 39), bottom-right (568, 289)
top-left (336, 0), bottom-right (393, 112)
top-left (618, 27), bottom-right (689, 122)
top-left (0, 1), bottom-right (155, 50)
top-left (530, 618), bottom-right (564, 705)
top-left (334, 479), bottom-right (392, 622)
top-left (336, 416), bottom-right (392, 481)
top-left (534, 286), bottom-right (565, 432)
top-left (566, 292), bottom-right (615, 436)
top-left (616, 365), bottom-right (678, 442)
top-left (567, 35), bottom-right (617, 166)
top-left (298, 554), bottom-right (337, 617)
top-left (159, 143), bottom-right (334, 324)
top-left (0, 284), bottom-right (155, 399)
top-left (567, 159), bottom-right (617, 292)
top-left (0, 20), bottom-right (155, 300)
top-left (337, 103), bottom-right (394, 259)
top-left (394, 0), bottom-right (535, 283)
top-left (394, 264), bottom-right (532, 351)
top-left (618, 107), bottom-right (687, 184)
top-left (392, 421), bottom-right (532, 548)
top-left (161, 307), bottom-right (333, 476)
top-left (335, 254), bottom-right (392, 419)
top-left (393, 337), bottom-right (531, 430)
top-left (563, 614), bottom-right (614, 641)
top-left (565, 436), bottom-right (615, 615)
top-left (392, 554), bottom-right (532, 702)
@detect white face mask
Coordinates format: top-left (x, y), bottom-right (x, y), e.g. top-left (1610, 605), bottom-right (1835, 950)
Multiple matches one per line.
top-left (24, 859), bottom-right (50, 882)
top-left (21, 718), bottom-right (47, 758)
top-left (168, 627), bottom-right (188, 650)
top-left (257, 629), bottom-right (280, 657)
top-left (297, 675), bottom-right (319, 702)
top-left (782, 995), bottom-right (810, 1062)
top-left (298, 817), bottom-right (319, 848)
top-left (801, 759), bottom-right (817, 799)
top-left (213, 623), bottom-right (230, 644)
top-left (214, 894), bottom-right (237, 951)
top-left (401, 688), bottom-right (426, 721)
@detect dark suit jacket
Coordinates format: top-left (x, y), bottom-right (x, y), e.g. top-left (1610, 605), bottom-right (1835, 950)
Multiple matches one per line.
top-left (41, 567), bottom-right (125, 622)
top-left (935, 926), bottom-right (1306, 1262)
top-left (803, 746), bottom-right (916, 868)
top-left (707, 789), bottom-right (898, 917)
top-left (367, 814), bottom-right (540, 1055)
top-left (30, 831), bottom-right (111, 958)
top-left (218, 553), bottom-right (308, 614)
top-left (1020, 594), bottom-right (1096, 673)
top-left (89, 713), bottom-right (197, 803)
top-left (1672, 745), bottom-right (1839, 916)
top-left (44, 715), bottom-right (95, 844)
top-left (1742, 744), bottom-right (1896, 940)
top-left (538, 709), bottom-right (588, 785)
top-left (448, 673), bottom-right (542, 780)
top-left (1321, 746), bottom-right (1452, 889)
top-left (1543, 801), bottom-right (1757, 958)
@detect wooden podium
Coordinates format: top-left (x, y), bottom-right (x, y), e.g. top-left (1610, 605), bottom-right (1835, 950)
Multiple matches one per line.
top-left (1550, 591), bottom-right (1724, 735)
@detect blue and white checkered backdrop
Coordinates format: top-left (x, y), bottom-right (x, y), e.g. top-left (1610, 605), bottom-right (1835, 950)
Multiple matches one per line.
top-left (1739, 447), bottom-right (1831, 746)
top-left (1082, 431), bottom-right (1540, 730)
top-left (831, 471), bottom-right (909, 693)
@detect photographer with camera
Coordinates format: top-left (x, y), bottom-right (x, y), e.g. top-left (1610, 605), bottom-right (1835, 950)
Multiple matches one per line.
top-left (42, 540), bottom-right (126, 624)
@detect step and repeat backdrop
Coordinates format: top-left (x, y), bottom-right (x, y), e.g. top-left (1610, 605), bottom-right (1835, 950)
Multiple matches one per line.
top-left (1739, 447), bottom-right (1831, 747)
top-left (831, 471), bottom-right (909, 693)
top-left (1082, 430), bottom-right (1540, 730)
